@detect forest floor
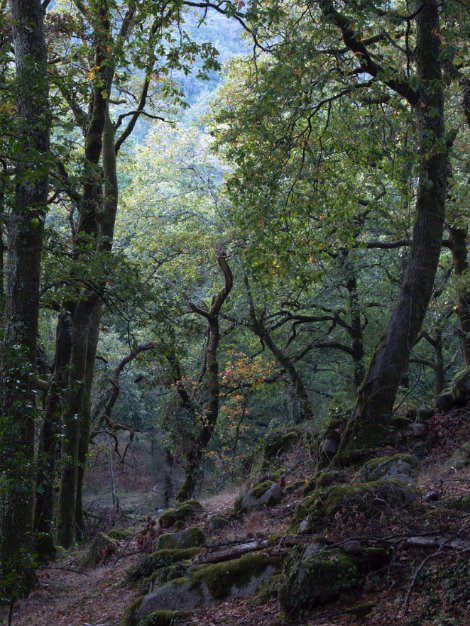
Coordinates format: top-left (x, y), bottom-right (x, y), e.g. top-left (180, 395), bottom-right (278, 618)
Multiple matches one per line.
top-left (3, 406), bottom-right (470, 626)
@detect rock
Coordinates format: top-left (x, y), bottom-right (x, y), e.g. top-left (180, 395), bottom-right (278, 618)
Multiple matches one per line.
top-left (80, 532), bottom-right (118, 568)
top-left (406, 422), bottom-right (428, 438)
top-left (322, 438), bottom-right (339, 458)
top-left (355, 454), bottom-right (419, 486)
top-left (108, 528), bottom-right (133, 540)
top-left (235, 481), bottom-right (283, 513)
top-left (156, 527), bottom-right (206, 551)
top-left (445, 441), bottom-right (470, 471)
top-left (417, 407), bottom-right (435, 421)
top-left (303, 538), bottom-right (326, 559)
top-left (423, 490), bottom-right (440, 502)
top-left (434, 390), bottom-right (455, 412)
top-left (263, 430), bottom-right (300, 461)
top-left (126, 547), bottom-right (201, 583)
top-left (158, 500), bottom-right (203, 529)
top-left (315, 469), bottom-right (345, 488)
top-left (130, 553), bottom-right (280, 621)
top-left (295, 480), bottom-right (418, 532)
top-left (391, 415), bottom-right (412, 430)
top-left (451, 367), bottom-right (470, 404)
top-left (341, 540), bottom-right (362, 555)
top-left (279, 549), bottom-right (358, 621)
top-left (207, 515), bottom-right (230, 530)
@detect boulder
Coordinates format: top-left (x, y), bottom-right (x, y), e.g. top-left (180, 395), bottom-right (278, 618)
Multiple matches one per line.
top-left (130, 553), bottom-right (280, 621)
top-left (355, 454), bottom-right (419, 486)
top-left (295, 480), bottom-right (418, 532)
top-left (126, 547), bottom-right (201, 584)
top-left (434, 390), bottom-right (454, 412)
top-left (451, 367), bottom-right (470, 404)
top-left (207, 515), bottom-right (230, 530)
top-left (279, 545), bottom-right (391, 622)
top-left (156, 527), bottom-right (205, 551)
top-left (405, 422), bottom-right (428, 438)
top-left (279, 549), bottom-right (358, 622)
top-left (158, 500), bottom-right (203, 529)
top-left (235, 481), bottom-right (282, 513)
top-left (445, 441), bottom-right (470, 471)
top-left (80, 532), bottom-right (118, 568)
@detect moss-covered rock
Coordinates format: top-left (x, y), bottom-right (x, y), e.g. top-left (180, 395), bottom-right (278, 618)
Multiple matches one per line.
top-left (294, 480), bottom-right (418, 531)
top-left (264, 430), bottom-right (300, 460)
top-left (133, 553), bottom-right (281, 620)
top-left (250, 429), bottom-right (300, 480)
top-left (108, 527), bottom-right (134, 539)
top-left (127, 548), bottom-right (201, 583)
top-left (434, 390), bottom-right (455, 412)
top-left (120, 596), bottom-right (143, 626)
top-left (235, 481), bottom-right (282, 513)
top-left (316, 469), bottom-right (345, 488)
top-left (391, 415), bottom-right (412, 430)
top-left (156, 527), bottom-right (206, 551)
top-left (355, 454), bottom-right (419, 485)
top-left (158, 500), bottom-right (203, 529)
top-left (207, 515), bottom-right (230, 530)
top-left (451, 367), bottom-right (470, 404)
top-left (279, 549), bottom-right (358, 622)
top-left (445, 442), bottom-right (470, 471)
top-left (80, 532), bottom-right (118, 568)
top-left (139, 610), bottom-right (189, 626)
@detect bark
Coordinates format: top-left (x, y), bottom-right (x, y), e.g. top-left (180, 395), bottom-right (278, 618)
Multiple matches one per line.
top-left (176, 252), bottom-right (233, 501)
top-left (336, 1), bottom-right (447, 462)
top-left (0, 0), bottom-right (49, 593)
top-left (344, 259), bottom-right (365, 389)
top-left (33, 310), bottom-right (72, 561)
top-left (446, 80), bottom-right (470, 365)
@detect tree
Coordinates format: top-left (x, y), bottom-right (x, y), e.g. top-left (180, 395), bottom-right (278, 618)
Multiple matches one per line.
top-left (0, 0), bottom-right (50, 595)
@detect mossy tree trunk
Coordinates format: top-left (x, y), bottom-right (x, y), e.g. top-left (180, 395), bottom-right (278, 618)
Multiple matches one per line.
top-left (0, 0), bottom-right (49, 593)
top-left (331, 1), bottom-right (448, 462)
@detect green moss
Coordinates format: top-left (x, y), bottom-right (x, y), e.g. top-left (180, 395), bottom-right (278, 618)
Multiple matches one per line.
top-left (120, 596), bottom-right (143, 626)
top-left (148, 563), bottom-right (188, 588)
top-left (316, 470), bottom-right (344, 488)
top-left (140, 610), bottom-right (188, 626)
top-left (355, 547), bottom-right (391, 574)
top-left (158, 500), bottom-right (203, 528)
top-left (295, 480), bottom-right (417, 529)
top-left (264, 430), bottom-right (299, 460)
top-left (80, 532), bottom-right (118, 568)
top-left (157, 527), bottom-right (205, 550)
top-left (279, 549), bottom-right (358, 621)
top-left (127, 548), bottom-right (201, 583)
top-left (391, 416), bottom-right (412, 430)
top-left (108, 527), bottom-right (133, 539)
top-left (190, 553), bottom-right (281, 600)
top-left (365, 453), bottom-right (417, 470)
top-left (438, 495), bottom-right (470, 512)
top-left (249, 573), bottom-right (283, 607)
top-left (250, 480), bottom-right (275, 499)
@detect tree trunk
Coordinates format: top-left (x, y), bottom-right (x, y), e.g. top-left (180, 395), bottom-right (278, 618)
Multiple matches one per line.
top-left (177, 252), bottom-right (233, 500)
top-left (336, 1), bottom-right (447, 463)
top-left (0, 0), bottom-right (49, 594)
top-left (344, 261), bottom-right (365, 389)
top-left (34, 310), bottom-right (72, 561)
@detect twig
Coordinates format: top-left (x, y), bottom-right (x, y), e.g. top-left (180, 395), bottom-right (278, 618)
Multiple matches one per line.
top-left (402, 548), bottom-right (443, 616)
